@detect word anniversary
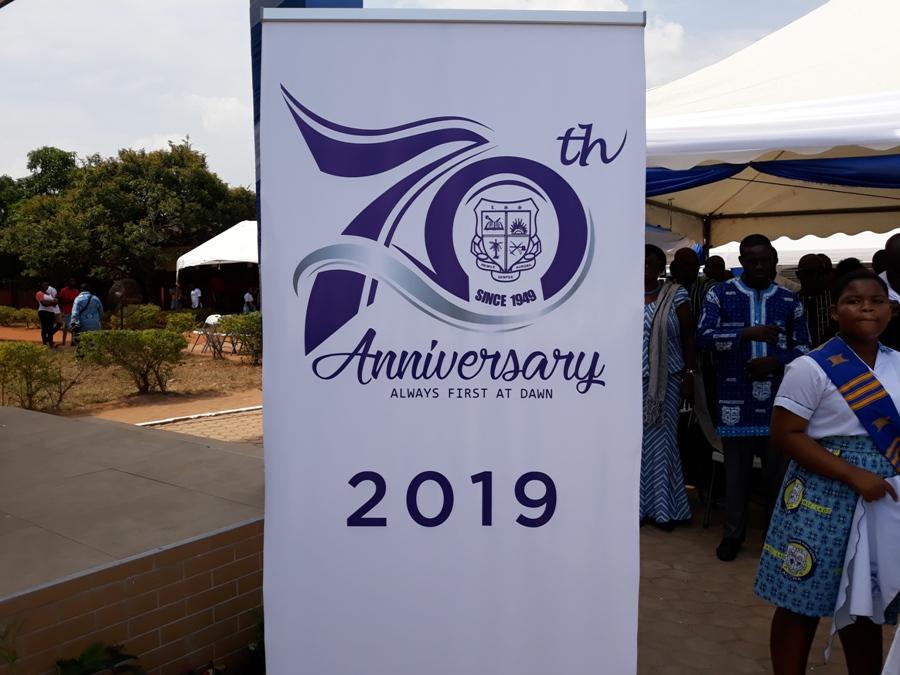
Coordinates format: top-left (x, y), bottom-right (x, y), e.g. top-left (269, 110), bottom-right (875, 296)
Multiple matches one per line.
top-left (312, 328), bottom-right (606, 394)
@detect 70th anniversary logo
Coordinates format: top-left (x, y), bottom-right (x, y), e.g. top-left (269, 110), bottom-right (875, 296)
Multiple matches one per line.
top-left (283, 86), bottom-right (626, 398)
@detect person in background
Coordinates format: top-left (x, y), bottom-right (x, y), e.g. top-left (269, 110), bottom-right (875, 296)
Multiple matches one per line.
top-left (755, 270), bottom-right (898, 675)
top-left (69, 283), bottom-right (103, 346)
top-left (671, 248), bottom-right (704, 322)
top-left (671, 247), bottom-right (721, 486)
top-left (190, 285), bottom-right (202, 309)
top-left (880, 235), bottom-right (900, 302)
top-left (795, 254), bottom-right (835, 348)
top-left (641, 244), bottom-right (696, 531)
top-left (704, 255), bottom-right (733, 282)
top-left (169, 282), bottom-right (182, 310)
top-left (35, 281), bottom-right (60, 347)
top-left (872, 248), bottom-right (887, 275)
top-left (878, 234), bottom-right (900, 350)
top-left (772, 249), bottom-right (801, 292)
top-left (835, 257), bottom-right (865, 281)
top-left (698, 234), bottom-right (811, 561)
top-left (242, 288), bottom-right (257, 314)
top-left (818, 253), bottom-right (836, 293)
top-left (57, 278), bottom-right (79, 347)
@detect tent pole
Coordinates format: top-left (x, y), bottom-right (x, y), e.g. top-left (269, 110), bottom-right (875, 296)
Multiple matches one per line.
top-left (702, 215), bottom-right (711, 257)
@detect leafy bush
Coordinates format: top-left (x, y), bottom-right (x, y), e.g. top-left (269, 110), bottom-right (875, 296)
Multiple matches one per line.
top-left (14, 308), bottom-right (39, 328)
top-left (0, 306), bottom-right (16, 326)
top-left (164, 311), bottom-right (197, 335)
top-left (56, 642), bottom-right (145, 675)
top-left (122, 304), bottom-right (162, 330)
top-left (219, 312), bottom-right (262, 365)
top-left (0, 342), bottom-right (85, 410)
top-left (246, 610), bottom-right (265, 674)
top-left (78, 330), bottom-right (186, 394)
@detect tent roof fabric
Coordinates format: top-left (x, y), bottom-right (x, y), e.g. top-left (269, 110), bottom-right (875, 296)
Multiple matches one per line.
top-left (176, 220), bottom-right (258, 274)
top-left (644, 0), bottom-right (900, 245)
top-left (710, 227), bottom-right (900, 269)
top-left (647, 0), bottom-right (900, 168)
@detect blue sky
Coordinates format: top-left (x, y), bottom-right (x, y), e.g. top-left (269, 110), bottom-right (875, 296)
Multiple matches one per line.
top-left (0, 0), bottom-right (826, 187)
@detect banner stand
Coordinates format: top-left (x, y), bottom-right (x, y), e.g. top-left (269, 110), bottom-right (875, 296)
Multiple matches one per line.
top-left (260, 9), bottom-right (646, 674)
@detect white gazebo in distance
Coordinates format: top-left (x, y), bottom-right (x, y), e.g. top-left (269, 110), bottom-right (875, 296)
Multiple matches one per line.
top-left (176, 220), bottom-right (258, 279)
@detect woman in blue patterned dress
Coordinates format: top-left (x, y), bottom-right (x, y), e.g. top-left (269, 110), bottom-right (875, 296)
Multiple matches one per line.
top-left (756, 271), bottom-right (899, 675)
top-left (642, 244), bottom-right (697, 530)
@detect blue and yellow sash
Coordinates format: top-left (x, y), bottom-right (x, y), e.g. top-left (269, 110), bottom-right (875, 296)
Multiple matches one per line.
top-left (809, 336), bottom-right (900, 472)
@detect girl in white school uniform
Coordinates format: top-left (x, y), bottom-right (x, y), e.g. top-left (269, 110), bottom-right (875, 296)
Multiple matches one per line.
top-left (755, 270), bottom-right (900, 675)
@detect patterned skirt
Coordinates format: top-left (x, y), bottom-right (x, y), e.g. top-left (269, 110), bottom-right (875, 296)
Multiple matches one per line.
top-left (640, 374), bottom-right (691, 523)
top-left (754, 435), bottom-right (898, 619)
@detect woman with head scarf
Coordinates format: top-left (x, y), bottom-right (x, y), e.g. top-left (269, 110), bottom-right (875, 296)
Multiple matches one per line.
top-left (642, 244), bottom-right (697, 530)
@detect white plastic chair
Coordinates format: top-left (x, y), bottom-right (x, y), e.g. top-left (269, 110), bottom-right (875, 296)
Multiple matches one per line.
top-left (190, 314), bottom-right (222, 354)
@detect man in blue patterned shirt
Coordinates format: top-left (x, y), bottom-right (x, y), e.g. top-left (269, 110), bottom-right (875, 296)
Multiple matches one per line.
top-left (698, 234), bottom-right (811, 562)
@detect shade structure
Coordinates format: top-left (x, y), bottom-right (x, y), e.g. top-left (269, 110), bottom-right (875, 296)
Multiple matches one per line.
top-left (176, 220), bottom-right (258, 277)
top-left (710, 227), bottom-right (900, 270)
top-left (644, 223), bottom-right (698, 258)
top-left (645, 0), bottom-right (900, 246)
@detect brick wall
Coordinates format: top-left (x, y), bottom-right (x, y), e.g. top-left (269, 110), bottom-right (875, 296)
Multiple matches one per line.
top-left (0, 519), bottom-right (263, 675)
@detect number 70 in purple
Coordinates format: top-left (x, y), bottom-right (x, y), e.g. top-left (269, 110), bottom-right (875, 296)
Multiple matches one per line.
top-left (347, 471), bottom-right (556, 528)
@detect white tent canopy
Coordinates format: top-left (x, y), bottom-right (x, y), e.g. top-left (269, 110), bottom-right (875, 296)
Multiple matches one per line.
top-left (645, 224), bottom-right (696, 256)
top-left (646, 0), bottom-right (900, 246)
top-left (710, 227), bottom-right (900, 270)
top-left (176, 220), bottom-right (258, 277)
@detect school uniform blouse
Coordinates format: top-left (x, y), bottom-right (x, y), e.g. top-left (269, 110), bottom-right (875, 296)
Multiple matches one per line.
top-left (774, 344), bottom-right (900, 440)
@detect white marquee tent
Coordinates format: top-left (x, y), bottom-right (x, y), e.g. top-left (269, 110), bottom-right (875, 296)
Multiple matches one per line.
top-left (176, 220), bottom-right (258, 277)
top-left (710, 227), bottom-right (900, 269)
top-left (646, 0), bottom-right (900, 247)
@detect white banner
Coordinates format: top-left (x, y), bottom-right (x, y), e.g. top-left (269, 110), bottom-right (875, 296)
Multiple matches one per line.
top-left (261, 10), bottom-right (645, 674)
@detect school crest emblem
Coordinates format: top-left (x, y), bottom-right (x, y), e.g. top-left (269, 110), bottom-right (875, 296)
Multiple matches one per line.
top-left (752, 381), bottom-right (772, 401)
top-left (471, 198), bottom-right (542, 282)
top-left (783, 479), bottom-right (804, 511)
top-left (721, 405), bottom-right (740, 427)
top-left (782, 540), bottom-right (815, 579)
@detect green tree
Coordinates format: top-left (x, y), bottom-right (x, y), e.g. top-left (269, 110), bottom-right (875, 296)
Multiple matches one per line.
top-left (0, 174), bottom-right (22, 226)
top-left (0, 142), bottom-right (255, 292)
top-left (0, 175), bottom-right (24, 279)
top-left (20, 146), bottom-right (78, 198)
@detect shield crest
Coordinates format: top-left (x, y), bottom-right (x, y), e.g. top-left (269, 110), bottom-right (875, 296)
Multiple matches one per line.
top-left (783, 541), bottom-right (815, 579)
top-left (752, 381), bottom-right (772, 401)
top-left (721, 406), bottom-right (740, 427)
top-left (471, 198), bottom-right (541, 282)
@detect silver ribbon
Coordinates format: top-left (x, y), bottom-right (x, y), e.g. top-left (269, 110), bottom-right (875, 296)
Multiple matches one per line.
top-left (293, 216), bottom-right (595, 332)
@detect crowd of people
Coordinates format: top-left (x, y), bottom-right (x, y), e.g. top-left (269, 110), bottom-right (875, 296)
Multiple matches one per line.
top-left (34, 279), bottom-right (103, 348)
top-left (642, 233), bottom-right (900, 674)
top-left (27, 281), bottom-right (260, 351)
top-left (166, 282), bottom-right (258, 314)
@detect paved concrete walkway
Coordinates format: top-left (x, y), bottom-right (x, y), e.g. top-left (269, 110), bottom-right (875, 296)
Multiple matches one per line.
top-left (0, 407), bottom-right (263, 599)
top-left (639, 515), bottom-right (897, 673)
top-left (156, 410), bottom-right (263, 447)
top-left (158, 408), bottom-right (897, 673)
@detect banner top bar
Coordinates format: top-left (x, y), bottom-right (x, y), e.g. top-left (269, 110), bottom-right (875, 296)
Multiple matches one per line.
top-left (262, 8), bottom-right (646, 27)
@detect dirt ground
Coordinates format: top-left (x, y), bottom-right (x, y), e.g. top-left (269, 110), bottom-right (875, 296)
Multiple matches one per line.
top-left (84, 388), bottom-right (261, 424)
top-left (0, 325), bottom-right (42, 343)
top-left (57, 354), bottom-right (261, 415)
